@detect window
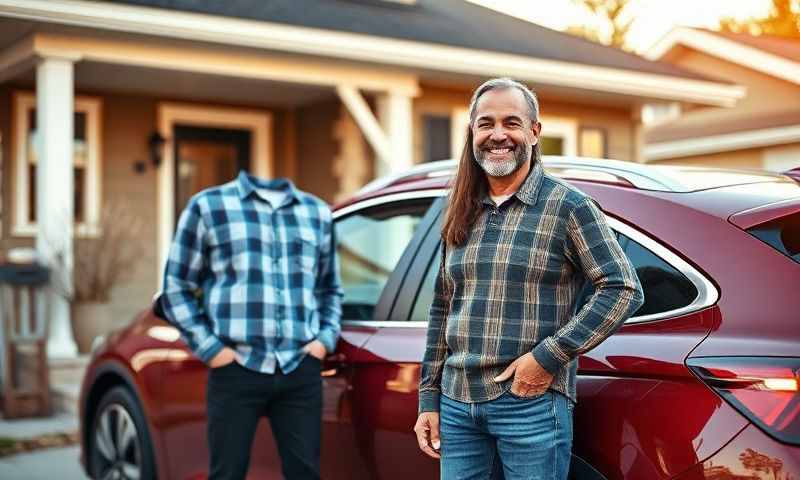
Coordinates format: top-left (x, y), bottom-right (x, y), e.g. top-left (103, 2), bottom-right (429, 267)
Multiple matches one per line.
top-left (13, 92), bottom-right (102, 237)
top-left (336, 199), bottom-right (432, 321)
top-left (539, 117), bottom-right (577, 156)
top-left (579, 127), bottom-right (607, 158)
top-left (409, 244), bottom-right (441, 322)
top-left (747, 212), bottom-right (800, 264)
top-left (423, 115), bottom-right (451, 162)
top-left (616, 233), bottom-right (698, 317)
top-left (410, 229), bottom-right (700, 324)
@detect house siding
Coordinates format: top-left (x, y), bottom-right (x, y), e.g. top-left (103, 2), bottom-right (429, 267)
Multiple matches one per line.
top-left (413, 84), bottom-right (638, 163)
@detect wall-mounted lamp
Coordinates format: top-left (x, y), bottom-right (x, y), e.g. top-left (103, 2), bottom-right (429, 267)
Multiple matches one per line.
top-left (148, 132), bottom-right (167, 168)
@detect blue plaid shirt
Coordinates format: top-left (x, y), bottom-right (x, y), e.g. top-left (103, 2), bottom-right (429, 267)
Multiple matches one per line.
top-left (162, 171), bottom-right (343, 374)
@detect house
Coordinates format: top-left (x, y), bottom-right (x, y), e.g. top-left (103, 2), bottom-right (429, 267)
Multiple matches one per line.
top-left (643, 27), bottom-right (800, 173)
top-left (0, 0), bottom-right (742, 358)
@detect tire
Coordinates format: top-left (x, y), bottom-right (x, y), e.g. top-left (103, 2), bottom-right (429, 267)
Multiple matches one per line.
top-left (88, 386), bottom-right (157, 480)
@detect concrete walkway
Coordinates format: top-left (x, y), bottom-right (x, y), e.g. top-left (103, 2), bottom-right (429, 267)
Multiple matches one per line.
top-left (0, 445), bottom-right (88, 479)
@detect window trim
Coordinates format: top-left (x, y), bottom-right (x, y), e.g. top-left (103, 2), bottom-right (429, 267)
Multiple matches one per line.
top-left (540, 116), bottom-right (578, 156)
top-left (338, 191), bottom-right (720, 328)
top-left (12, 91), bottom-right (102, 238)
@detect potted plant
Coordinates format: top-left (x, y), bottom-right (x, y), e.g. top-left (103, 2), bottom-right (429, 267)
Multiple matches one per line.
top-left (69, 205), bottom-right (143, 353)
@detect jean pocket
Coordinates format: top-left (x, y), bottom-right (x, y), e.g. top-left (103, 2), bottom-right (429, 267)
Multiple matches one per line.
top-left (505, 388), bottom-right (548, 401)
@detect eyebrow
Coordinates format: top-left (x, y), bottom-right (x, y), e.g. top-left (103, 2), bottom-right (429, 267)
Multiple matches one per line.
top-left (475, 114), bottom-right (525, 123)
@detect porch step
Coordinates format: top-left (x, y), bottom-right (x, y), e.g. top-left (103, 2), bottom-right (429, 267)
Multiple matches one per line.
top-left (49, 356), bottom-right (89, 416)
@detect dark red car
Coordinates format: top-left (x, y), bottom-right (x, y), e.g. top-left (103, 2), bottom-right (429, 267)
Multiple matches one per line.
top-left (79, 158), bottom-right (800, 480)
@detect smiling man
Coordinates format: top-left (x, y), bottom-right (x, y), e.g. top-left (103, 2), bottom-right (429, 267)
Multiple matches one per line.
top-left (413, 78), bottom-right (644, 479)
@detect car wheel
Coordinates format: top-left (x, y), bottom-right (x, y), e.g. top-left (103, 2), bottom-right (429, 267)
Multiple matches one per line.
top-left (89, 386), bottom-right (156, 480)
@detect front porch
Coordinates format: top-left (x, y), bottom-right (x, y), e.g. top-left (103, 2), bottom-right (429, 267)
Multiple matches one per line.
top-left (0, 29), bottom-right (422, 358)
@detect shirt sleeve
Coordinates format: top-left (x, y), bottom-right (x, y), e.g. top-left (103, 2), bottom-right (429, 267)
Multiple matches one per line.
top-left (532, 197), bottom-right (644, 375)
top-left (161, 198), bottom-right (225, 363)
top-left (418, 244), bottom-right (451, 413)
top-left (314, 211), bottom-right (344, 354)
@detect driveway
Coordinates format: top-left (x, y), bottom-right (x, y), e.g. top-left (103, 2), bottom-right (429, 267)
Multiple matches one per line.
top-left (0, 445), bottom-right (88, 480)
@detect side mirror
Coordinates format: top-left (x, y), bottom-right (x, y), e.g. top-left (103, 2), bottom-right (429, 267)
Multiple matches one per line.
top-left (152, 292), bottom-right (167, 320)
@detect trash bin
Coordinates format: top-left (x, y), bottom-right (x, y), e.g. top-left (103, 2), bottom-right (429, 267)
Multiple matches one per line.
top-left (0, 262), bottom-right (51, 418)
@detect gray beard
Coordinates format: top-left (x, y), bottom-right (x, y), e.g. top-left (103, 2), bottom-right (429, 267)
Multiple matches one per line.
top-left (474, 143), bottom-right (531, 177)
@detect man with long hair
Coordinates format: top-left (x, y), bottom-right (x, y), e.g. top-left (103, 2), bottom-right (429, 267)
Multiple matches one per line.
top-left (413, 78), bottom-right (644, 479)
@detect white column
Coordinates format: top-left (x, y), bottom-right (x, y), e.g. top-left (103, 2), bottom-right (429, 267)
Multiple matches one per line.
top-left (377, 91), bottom-right (414, 177)
top-left (36, 56), bottom-right (78, 358)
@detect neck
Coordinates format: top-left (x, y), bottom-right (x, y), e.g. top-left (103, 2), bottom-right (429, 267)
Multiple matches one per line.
top-left (485, 159), bottom-right (531, 196)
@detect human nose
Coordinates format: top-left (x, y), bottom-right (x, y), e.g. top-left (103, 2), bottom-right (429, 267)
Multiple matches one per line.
top-left (489, 125), bottom-right (508, 141)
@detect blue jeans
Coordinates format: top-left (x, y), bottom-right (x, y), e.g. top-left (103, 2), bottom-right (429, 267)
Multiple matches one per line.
top-left (440, 390), bottom-right (573, 480)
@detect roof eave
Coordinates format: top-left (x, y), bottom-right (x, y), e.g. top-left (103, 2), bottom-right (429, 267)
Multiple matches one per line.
top-left (645, 27), bottom-right (800, 87)
top-left (0, 0), bottom-right (744, 106)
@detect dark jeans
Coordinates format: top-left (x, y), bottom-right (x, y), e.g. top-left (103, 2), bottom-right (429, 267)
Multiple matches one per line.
top-left (206, 355), bottom-right (322, 480)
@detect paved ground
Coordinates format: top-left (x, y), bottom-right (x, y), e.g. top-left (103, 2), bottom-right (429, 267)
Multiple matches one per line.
top-left (0, 410), bottom-right (84, 479)
top-left (0, 412), bottom-right (78, 440)
top-left (0, 445), bottom-right (88, 479)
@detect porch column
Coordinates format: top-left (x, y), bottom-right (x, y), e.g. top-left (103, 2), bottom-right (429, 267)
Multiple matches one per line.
top-left (377, 91), bottom-right (414, 177)
top-left (36, 55), bottom-right (78, 358)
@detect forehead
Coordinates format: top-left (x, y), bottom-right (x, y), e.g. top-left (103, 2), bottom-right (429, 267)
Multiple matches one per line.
top-left (474, 87), bottom-right (529, 119)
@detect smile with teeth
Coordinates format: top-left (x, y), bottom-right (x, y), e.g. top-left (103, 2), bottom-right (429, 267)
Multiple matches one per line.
top-left (487, 146), bottom-right (513, 155)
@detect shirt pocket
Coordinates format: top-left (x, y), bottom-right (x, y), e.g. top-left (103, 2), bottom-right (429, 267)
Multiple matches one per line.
top-left (293, 235), bottom-right (318, 274)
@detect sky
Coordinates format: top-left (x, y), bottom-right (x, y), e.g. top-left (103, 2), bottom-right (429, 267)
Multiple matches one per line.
top-left (469, 0), bottom-right (775, 52)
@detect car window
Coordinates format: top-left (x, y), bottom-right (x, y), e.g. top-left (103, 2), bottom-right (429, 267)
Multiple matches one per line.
top-left (747, 211), bottom-right (800, 264)
top-left (336, 199), bottom-right (433, 321)
top-left (615, 232), bottom-right (698, 317)
top-left (408, 230), bottom-right (699, 323)
top-left (409, 244), bottom-right (441, 322)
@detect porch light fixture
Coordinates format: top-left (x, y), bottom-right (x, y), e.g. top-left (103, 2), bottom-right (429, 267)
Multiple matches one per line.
top-left (148, 132), bottom-right (166, 168)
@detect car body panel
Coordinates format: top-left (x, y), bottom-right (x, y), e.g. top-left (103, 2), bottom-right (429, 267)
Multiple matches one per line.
top-left (80, 160), bottom-right (800, 479)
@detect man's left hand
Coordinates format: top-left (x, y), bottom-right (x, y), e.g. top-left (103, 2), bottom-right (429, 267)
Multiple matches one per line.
top-left (493, 353), bottom-right (553, 397)
top-left (303, 340), bottom-right (327, 360)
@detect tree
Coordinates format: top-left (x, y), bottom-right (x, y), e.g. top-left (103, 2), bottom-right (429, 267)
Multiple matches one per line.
top-left (719, 0), bottom-right (800, 37)
top-left (567, 0), bottom-right (634, 50)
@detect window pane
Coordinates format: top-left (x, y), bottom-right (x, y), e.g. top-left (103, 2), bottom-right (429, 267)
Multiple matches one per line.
top-left (424, 115), bottom-right (451, 162)
top-left (747, 212), bottom-right (800, 264)
top-left (409, 244), bottom-right (441, 322)
top-left (335, 200), bottom-right (432, 321)
top-left (617, 233), bottom-right (698, 317)
top-left (580, 128), bottom-right (606, 158)
top-left (28, 166), bottom-right (86, 224)
top-left (26, 107), bottom-right (90, 224)
top-left (540, 136), bottom-right (564, 155)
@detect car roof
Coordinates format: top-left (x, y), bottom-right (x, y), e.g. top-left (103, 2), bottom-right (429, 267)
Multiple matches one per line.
top-left (336, 156), bottom-right (800, 220)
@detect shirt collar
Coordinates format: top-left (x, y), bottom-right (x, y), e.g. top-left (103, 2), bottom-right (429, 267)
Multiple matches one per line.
top-left (480, 160), bottom-right (545, 207)
top-left (514, 160), bottom-right (545, 206)
top-left (236, 171), bottom-right (300, 205)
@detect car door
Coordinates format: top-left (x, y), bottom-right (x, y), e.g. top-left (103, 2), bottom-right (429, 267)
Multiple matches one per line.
top-left (569, 220), bottom-right (735, 480)
top-left (352, 198), bottom-right (445, 480)
top-left (318, 193), bottom-right (443, 480)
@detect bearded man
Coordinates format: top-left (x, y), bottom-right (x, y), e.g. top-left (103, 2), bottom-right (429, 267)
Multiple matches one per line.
top-left (413, 78), bottom-right (644, 480)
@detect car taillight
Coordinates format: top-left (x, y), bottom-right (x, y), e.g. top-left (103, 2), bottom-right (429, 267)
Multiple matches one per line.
top-left (687, 357), bottom-right (799, 446)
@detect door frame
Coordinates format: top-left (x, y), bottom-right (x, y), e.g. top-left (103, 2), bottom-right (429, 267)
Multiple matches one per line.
top-left (156, 102), bottom-right (273, 286)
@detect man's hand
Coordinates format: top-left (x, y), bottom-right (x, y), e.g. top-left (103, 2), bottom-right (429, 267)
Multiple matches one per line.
top-left (208, 347), bottom-right (236, 369)
top-left (493, 353), bottom-right (553, 397)
top-left (303, 340), bottom-right (327, 360)
top-left (413, 412), bottom-right (441, 459)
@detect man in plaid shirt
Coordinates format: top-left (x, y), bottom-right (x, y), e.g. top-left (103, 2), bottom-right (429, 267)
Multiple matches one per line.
top-left (162, 171), bottom-right (342, 480)
top-left (413, 78), bottom-right (644, 479)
